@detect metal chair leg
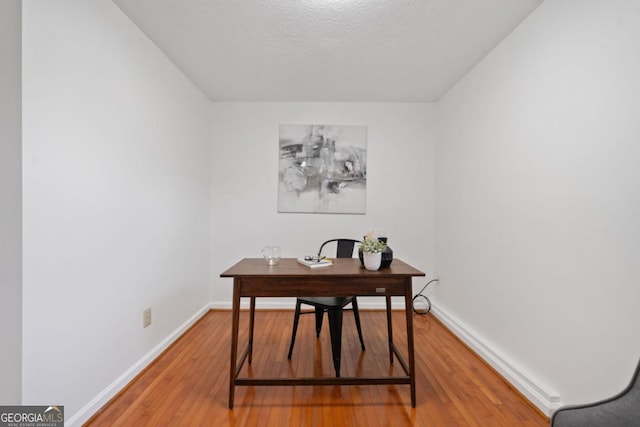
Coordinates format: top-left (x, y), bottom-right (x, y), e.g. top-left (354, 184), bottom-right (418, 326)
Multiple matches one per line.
top-left (327, 308), bottom-right (343, 377)
top-left (314, 307), bottom-right (324, 337)
top-left (287, 300), bottom-right (303, 359)
top-left (351, 298), bottom-right (366, 351)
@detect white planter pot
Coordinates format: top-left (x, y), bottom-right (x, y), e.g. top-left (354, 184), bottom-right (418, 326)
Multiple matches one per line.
top-left (363, 252), bottom-right (382, 271)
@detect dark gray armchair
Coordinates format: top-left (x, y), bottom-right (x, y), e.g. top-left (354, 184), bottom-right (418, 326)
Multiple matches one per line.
top-left (550, 358), bottom-right (640, 427)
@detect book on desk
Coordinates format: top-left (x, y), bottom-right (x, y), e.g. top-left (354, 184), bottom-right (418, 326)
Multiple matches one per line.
top-left (296, 257), bottom-right (333, 268)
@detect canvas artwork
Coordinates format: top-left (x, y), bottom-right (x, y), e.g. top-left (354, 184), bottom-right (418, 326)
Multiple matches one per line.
top-left (278, 124), bottom-right (367, 214)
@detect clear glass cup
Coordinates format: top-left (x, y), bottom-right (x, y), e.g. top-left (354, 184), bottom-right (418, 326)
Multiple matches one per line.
top-left (261, 245), bottom-right (281, 266)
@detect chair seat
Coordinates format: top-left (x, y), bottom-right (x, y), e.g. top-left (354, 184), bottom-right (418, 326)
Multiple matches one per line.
top-left (551, 357), bottom-right (640, 427)
top-left (297, 296), bottom-right (354, 309)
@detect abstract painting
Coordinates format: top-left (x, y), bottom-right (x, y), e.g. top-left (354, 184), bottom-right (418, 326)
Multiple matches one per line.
top-left (278, 124), bottom-right (367, 214)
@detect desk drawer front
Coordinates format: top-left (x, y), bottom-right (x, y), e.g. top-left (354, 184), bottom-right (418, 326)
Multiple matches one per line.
top-left (238, 277), bottom-right (409, 297)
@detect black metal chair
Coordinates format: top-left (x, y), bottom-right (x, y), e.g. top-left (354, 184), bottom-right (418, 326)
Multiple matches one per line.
top-left (287, 238), bottom-right (365, 377)
top-left (550, 357), bottom-right (640, 427)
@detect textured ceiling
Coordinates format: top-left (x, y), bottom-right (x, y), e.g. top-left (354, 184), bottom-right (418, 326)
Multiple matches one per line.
top-left (113, 0), bottom-right (543, 102)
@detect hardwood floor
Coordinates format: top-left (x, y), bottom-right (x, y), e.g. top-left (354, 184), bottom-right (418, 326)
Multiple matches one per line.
top-left (86, 309), bottom-right (548, 426)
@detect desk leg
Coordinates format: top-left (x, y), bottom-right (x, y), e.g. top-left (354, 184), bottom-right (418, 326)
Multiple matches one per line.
top-left (229, 279), bottom-right (241, 409)
top-left (405, 279), bottom-right (416, 407)
top-left (248, 296), bottom-right (256, 364)
top-left (386, 295), bottom-right (393, 364)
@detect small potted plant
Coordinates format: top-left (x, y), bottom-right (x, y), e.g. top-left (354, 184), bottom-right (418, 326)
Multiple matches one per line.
top-left (358, 232), bottom-right (387, 271)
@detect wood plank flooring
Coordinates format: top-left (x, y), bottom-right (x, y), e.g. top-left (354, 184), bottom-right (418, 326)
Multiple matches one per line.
top-left (85, 309), bottom-right (548, 426)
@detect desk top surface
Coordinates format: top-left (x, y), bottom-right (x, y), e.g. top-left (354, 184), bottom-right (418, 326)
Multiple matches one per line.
top-left (220, 258), bottom-right (425, 278)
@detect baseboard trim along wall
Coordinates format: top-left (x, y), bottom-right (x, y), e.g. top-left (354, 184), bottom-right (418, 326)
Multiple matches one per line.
top-left (430, 305), bottom-right (563, 416)
top-left (66, 303), bottom-right (212, 427)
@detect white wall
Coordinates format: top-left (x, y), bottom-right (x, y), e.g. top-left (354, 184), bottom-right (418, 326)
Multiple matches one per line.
top-left (0, 0), bottom-right (22, 405)
top-left (435, 0), bottom-right (640, 413)
top-left (19, 0), bottom-right (639, 421)
top-left (22, 0), bottom-right (210, 423)
top-left (210, 102), bottom-right (436, 308)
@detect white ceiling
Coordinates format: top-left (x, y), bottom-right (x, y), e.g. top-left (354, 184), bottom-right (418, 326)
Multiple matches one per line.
top-left (113, 0), bottom-right (544, 102)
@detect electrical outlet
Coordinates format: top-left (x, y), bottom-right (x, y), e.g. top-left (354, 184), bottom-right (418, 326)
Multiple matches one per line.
top-left (143, 307), bottom-right (152, 328)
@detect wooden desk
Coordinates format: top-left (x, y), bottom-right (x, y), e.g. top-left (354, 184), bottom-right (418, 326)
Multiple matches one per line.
top-left (220, 257), bottom-right (425, 409)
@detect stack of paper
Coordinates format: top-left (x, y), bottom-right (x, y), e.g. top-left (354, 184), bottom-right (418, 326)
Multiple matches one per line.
top-left (297, 258), bottom-right (333, 268)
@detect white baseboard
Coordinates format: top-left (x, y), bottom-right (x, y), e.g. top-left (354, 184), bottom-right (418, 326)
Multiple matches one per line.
top-left (430, 304), bottom-right (562, 416)
top-left (65, 303), bottom-right (212, 427)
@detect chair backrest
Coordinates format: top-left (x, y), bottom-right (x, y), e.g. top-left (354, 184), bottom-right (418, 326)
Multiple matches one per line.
top-left (318, 239), bottom-right (361, 258)
top-left (626, 357), bottom-right (640, 392)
